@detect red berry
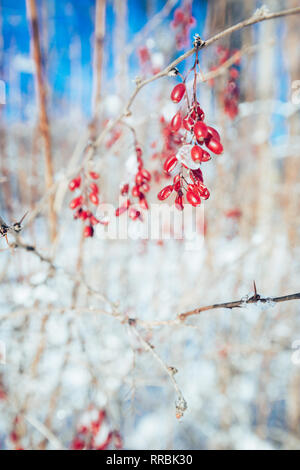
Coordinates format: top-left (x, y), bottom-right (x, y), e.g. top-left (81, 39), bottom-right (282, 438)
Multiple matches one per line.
top-left (207, 126), bottom-right (220, 142)
top-left (194, 121), bottom-right (208, 140)
top-left (206, 138), bottom-right (223, 154)
top-left (201, 150), bottom-right (211, 162)
top-left (83, 225), bottom-right (94, 238)
top-left (89, 192), bottom-right (99, 205)
top-left (90, 182), bottom-right (99, 194)
top-left (140, 168), bottom-right (151, 181)
top-left (163, 155), bottom-right (178, 173)
top-left (186, 190), bottom-right (201, 206)
top-left (79, 210), bottom-right (90, 220)
top-left (69, 196), bottom-right (83, 210)
top-left (121, 183), bottom-right (129, 195)
top-left (69, 176), bottom-right (81, 191)
top-left (174, 8), bottom-right (185, 23)
top-left (170, 112), bottom-right (182, 132)
top-left (170, 83), bottom-right (186, 103)
top-left (198, 183), bottom-right (210, 200)
top-left (129, 208), bottom-right (140, 220)
top-left (175, 194), bottom-right (184, 211)
top-left (115, 206), bottom-right (127, 217)
top-left (183, 115), bottom-right (193, 131)
top-left (191, 145), bottom-right (204, 162)
top-left (157, 185), bottom-right (173, 201)
top-left (229, 67), bottom-right (239, 79)
top-left (135, 172), bottom-right (144, 186)
top-left (139, 196), bottom-right (149, 210)
top-left (141, 182), bottom-right (150, 193)
top-left (201, 188), bottom-right (210, 200)
top-left (194, 106), bottom-right (205, 121)
top-left (123, 199), bottom-right (131, 209)
top-left (89, 172), bottom-right (100, 179)
top-left (132, 186), bottom-right (140, 197)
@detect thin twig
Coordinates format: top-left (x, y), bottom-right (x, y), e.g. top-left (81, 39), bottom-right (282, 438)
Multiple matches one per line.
top-left (178, 293), bottom-right (300, 321)
top-left (129, 322), bottom-right (187, 418)
top-left (26, 0), bottom-right (57, 241)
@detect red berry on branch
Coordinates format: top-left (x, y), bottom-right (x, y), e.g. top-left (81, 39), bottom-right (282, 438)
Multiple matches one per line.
top-left (83, 226), bottom-right (94, 238)
top-left (69, 196), bottom-right (83, 210)
top-left (89, 172), bottom-right (100, 179)
top-left (157, 185), bottom-right (173, 201)
top-left (170, 112), bottom-right (182, 132)
top-left (132, 186), bottom-right (140, 197)
top-left (120, 183), bottom-right (129, 195)
top-left (191, 145), bottom-right (203, 162)
top-left (206, 126), bottom-right (221, 142)
top-left (129, 208), bottom-right (140, 220)
top-left (206, 138), bottom-right (223, 154)
top-left (139, 195), bottom-right (149, 210)
top-left (115, 206), bottom-right (127, 217)
top-left (163, 155), bottom-right (178, 173)
top-left (173, 8), bottom-right (185, 24)
top-left (89, 192), bottom-right (99, 205)
top-left (175, 193), bottom-right (184, 211)
top-left (140, 168), bottom-right (151, 181)
top-left (135, 172), bottom-right (144, 186)
top-left (183, 115), bottom-right (193, 131)
top-left (141, 182), bottom-right (150, 193)
top-left (194, 121), bottom-right (208, 140)
top-left (170, 83), bottom-right (186, 103)
top-left (69, 176), bottom-right (81, 191)
top-left (90, 182), bottom-right (99, 194)
top-left (186, 189), bottom-right (201, 206)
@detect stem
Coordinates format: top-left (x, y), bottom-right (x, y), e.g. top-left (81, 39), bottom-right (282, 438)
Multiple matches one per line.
top-left (26, 0), bottom-right (57, 242)
top-left (92, 0), bottom-right (106, 120)
top-left (179, 293), bottom-right (300, 321)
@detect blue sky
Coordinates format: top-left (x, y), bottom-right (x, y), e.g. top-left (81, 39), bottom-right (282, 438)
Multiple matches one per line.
top-left (1, 0), bottom-right (207, 120)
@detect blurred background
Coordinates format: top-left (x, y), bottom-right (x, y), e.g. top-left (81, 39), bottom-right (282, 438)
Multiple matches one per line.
top-left (0, 0), bottom-right (300, 450)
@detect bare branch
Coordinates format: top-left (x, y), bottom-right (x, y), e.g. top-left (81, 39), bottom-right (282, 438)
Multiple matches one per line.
top-left (178, 292), bottom-right (300, 321)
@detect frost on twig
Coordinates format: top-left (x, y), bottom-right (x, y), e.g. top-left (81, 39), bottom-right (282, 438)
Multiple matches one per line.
top-left (253, 6), bottom-right (270, 19)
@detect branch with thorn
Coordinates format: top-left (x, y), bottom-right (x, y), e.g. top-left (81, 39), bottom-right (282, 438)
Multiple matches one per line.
top-left (178, 282), bottom-right (300, 322)
top-left (0, 212), bottom-right (28, 245)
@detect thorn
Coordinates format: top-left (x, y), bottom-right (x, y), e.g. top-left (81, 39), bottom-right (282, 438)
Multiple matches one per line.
top-left (18, 211), bottom-right (29, 225)
top-left (253, 280), bottom-right (257, 297)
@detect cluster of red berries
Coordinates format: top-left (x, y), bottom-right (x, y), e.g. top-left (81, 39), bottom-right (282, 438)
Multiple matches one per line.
top-left (151, 115), bottom-right (182, 184)
top-left (70, 409), bottom-right (122, 451)
top-left (157, 77), bottom-right (223, 208)
top-left (116, 145), bottom-right (151, 221)
top-left (210, 46), bottom-right (240, 119)
top-left (69, 171), bottom-right (105, 237)
top-left (171, 3), bottom-right (196, 50)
